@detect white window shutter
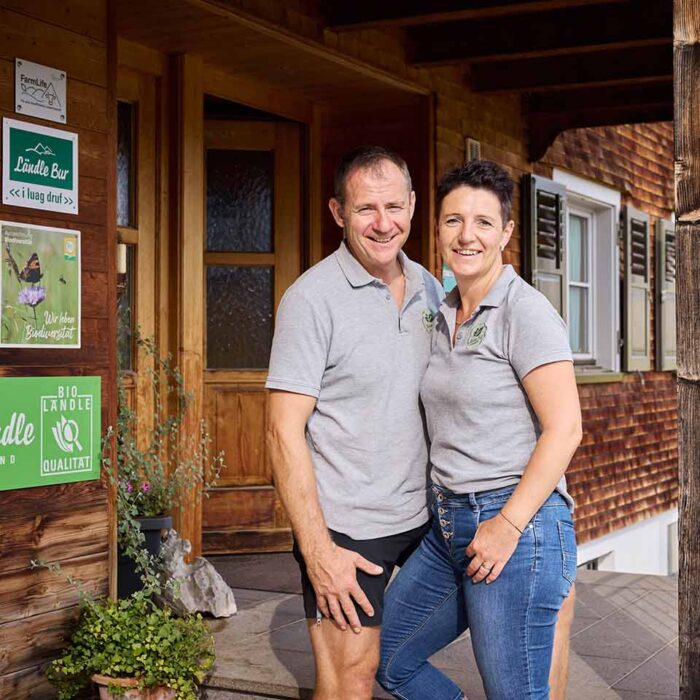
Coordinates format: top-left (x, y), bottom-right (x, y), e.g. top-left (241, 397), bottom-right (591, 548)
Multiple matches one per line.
top-left (655, 217), bottom-right (676, 371)
top-left (623, 206), bottom-right (651, 371)
top-left (523, 174), bottom-right (568, 321)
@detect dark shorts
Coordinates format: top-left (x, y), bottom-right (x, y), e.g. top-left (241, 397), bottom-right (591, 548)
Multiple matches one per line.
top-left (292, 521), bottom-right (431, 627)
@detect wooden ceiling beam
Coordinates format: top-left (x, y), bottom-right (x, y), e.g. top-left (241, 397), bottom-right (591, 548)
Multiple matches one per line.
top-left (527, 81), bottom-right (673, 114)
top-left (528, 102), bottom-right (673, 161)
top-left (470, 44), bottom-right (673, 93)
top-left (324, 0), bottom-right (625, 31)
top-left (408, 1), bottom-right (671, 65)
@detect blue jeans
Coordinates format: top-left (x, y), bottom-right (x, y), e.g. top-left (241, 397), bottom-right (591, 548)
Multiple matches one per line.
top-left (378, 484), bottom-right (576, 700)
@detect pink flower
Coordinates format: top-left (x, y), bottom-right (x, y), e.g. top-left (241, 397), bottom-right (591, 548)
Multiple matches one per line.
top-left (18, 286), bottom-right (46, 307)
top-left (125, 482), bottom-right (133, 493)
top-left (141, 482), bottom-right (150, 493)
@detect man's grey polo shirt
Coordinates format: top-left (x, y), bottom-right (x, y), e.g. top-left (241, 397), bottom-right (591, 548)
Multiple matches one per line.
top-left (266, 241), bottom-right (443, 539)
top-left (421, 265), bottom-right (575, 508)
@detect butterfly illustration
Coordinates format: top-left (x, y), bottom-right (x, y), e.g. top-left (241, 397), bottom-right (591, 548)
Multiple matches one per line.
top-left (4, 245), bottom-right (42, 284)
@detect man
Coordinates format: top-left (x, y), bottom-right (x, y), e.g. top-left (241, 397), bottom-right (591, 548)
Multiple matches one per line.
top-left (266, 146), bottom-right (573, 699)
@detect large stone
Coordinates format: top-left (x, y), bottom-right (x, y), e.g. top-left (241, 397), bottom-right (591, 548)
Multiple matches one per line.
top-left (159, 529), bottom-right (237, 618)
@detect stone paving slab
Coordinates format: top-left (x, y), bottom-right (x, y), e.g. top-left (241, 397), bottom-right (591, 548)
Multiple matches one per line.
top-left (206, 562), bottom-right (678, 699)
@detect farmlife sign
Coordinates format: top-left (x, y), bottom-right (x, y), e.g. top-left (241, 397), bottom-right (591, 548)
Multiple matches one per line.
top-left (15, 58), bottom-right (67, 124)
top-left (0, 376), bottom-right (101, 491)
top-left (1, 221), bottom-right (81, 348)
top-left (2, 118), bottom-right (78, 214)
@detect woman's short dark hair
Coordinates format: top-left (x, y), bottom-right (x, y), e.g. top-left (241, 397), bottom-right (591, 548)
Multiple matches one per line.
top-left (334, 146), bottom-right (412, 206)
top-left (436, 160), bottom-right (514, 226)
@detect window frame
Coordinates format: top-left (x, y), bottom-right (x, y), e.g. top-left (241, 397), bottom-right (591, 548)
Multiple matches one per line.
top-left (566, 207), bottom-right (595, 361)
top-left (553, 169), bottom-right (621, 375)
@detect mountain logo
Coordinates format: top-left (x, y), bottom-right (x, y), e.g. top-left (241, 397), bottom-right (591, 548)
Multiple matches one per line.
top-left (25, 143), bottom-right (55, 157)
top-left (20, 81), bottom-right (62, 108)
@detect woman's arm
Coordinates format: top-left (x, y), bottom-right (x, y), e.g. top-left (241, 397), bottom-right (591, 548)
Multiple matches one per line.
top-left (466, 360), bottom-right (582, 584)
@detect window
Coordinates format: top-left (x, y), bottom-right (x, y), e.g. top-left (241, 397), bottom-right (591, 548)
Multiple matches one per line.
top-left (525, 170), bottom-right (621, 374)
top-left (116, 100), bottom-right (136, 371)
top-left (668, 520), bottom-right (678, 574)
top-left (567, 210), bottom-right (593, 358)
top-left (577, 551), bottom-right (614, 571)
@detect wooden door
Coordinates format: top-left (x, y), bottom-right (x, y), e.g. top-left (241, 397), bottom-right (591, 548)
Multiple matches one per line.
top-left (202, 120), bottom-right (301, 554)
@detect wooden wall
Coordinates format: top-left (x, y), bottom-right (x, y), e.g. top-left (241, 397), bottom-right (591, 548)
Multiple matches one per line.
top-left (319, 95), bottom-right (433, 264)
top-left (0, 1), bottom-right (113, 696)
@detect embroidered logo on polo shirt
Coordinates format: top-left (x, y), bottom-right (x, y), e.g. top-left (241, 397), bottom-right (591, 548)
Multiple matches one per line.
top-left (466, 320), bottom-right (487, 349)
top-left (422, 310), bottom-right (435, 333)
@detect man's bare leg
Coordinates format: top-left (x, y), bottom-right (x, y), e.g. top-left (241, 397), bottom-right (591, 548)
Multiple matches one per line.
top-left (308, 620), bottom-right (380, 700)
top-left (549, 584), bottom-right (576, 700)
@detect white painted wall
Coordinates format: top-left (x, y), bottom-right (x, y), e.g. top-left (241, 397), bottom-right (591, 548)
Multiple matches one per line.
top-left (577, 508), bottom-right (679, 575)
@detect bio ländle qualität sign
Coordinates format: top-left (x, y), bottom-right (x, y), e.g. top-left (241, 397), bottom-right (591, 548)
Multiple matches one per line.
top-left (2, 117), bottom-right (78, 214)
top-left (0, 376), bottom-right (100, 491)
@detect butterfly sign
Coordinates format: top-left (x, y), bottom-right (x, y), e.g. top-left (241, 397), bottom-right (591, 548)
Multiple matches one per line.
top-left (5, 245), bottom-right (42, 284)
top-left (0, 220), bottom-right (81, 348)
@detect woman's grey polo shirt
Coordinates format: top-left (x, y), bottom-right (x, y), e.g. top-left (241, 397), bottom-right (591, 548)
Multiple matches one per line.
top-left (266, 241), bottom-right (443, 539)
top-left (420, 265), bottom-right (575, 508)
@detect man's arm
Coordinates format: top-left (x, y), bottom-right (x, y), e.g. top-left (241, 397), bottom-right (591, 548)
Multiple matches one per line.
top-left (266, 389), bottom-right (382, 633)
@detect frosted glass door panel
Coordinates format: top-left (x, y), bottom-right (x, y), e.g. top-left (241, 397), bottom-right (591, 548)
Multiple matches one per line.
top-left (206, 266), bottom-right (273, 369)
top-left (206, 149), bottom-right (274, 253)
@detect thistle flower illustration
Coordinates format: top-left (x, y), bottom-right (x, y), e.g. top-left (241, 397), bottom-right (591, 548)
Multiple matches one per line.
top-left (18, 285), bottom-right (46, 331)
top-left (18, 285), bottom-right (46, 307)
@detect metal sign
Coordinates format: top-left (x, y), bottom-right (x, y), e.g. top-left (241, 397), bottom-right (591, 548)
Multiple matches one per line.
top-left (0, 376), bottom-right (101, 491)
top-left (2, 118), bottom-right (78, 214)
top-left (15, 58), bottom-right (67, 124)
top-left (1, 221), bottom-right (81, 348)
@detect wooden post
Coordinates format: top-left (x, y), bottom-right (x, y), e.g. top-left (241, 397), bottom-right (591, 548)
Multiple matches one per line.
top-left (171, 54), bottom-right (204, 557)
top-left (675, 1), bottom-right (700, 697)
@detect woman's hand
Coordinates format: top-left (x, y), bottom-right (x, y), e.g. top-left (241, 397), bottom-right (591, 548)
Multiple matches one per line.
top-left (465, 513), bottom-right (521, 584)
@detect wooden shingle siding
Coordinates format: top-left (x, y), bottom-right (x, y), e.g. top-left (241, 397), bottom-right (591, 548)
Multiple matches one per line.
top-left (0, 0), bottom-right (113, 694)
top-left (571, 373), bottom-right (678, 544)
top-left (543, 123), bottom-right (674, 219)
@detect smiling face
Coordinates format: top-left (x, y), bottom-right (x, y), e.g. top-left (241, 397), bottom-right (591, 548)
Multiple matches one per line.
top-left (329, 160), bottom-right (415, 277)
top-left (438, 185), bottom-right (514, 285)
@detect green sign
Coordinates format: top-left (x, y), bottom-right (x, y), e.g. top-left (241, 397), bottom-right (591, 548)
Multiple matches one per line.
top-left (0, 376), bottom-right (100, 491)
top-left (1, 221), bottom-right (81, 348)
top-left (2, 118), bottom-right (78, 214)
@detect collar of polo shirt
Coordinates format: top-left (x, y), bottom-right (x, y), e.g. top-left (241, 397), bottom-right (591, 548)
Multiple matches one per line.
top-left (443, 264), bottom-right (517, 313)
top-left (335, 240), bottom-right (422, 299)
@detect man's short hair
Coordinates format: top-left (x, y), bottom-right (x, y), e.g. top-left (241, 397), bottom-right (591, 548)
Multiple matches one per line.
top-left (334, 146), bottom-right (412, 206)
top-left (436, 160), bottom-right (514, 227)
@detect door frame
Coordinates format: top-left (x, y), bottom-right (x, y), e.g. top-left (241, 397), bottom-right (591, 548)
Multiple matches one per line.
top-left (173, 57), bottom-right (315, 555)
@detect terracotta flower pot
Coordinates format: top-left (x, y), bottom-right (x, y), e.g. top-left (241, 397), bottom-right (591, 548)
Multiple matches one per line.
top-left (91, 674), bottom-right (176, 700)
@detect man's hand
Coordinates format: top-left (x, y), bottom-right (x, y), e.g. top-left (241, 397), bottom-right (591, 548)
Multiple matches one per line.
top-left (465, 514), bottom-right (521, 584)
top-left (306, 543), bottom-right (383, 633)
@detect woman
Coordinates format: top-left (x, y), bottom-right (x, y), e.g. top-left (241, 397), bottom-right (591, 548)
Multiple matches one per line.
top-left (377, 161), bottom-right (581, 700)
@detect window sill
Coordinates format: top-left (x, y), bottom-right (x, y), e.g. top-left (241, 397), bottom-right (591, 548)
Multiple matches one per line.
top-left (575, 369), bottom-right (624, 384)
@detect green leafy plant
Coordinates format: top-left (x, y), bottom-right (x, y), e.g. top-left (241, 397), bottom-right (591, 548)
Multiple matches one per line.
top-left (45, 591), bottom-right (214, 700)
top-left (33, 336), bottom-right (224, 697)
top-left (104, 334), bottom-right (224, 596)
top-left (114, 335), bottom-right (224, 520)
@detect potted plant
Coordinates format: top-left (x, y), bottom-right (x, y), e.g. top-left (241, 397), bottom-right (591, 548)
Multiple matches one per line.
top-left (113, 336), bottom-right (224, 597)
top-left (46, 591), bottom-right (214, 700)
